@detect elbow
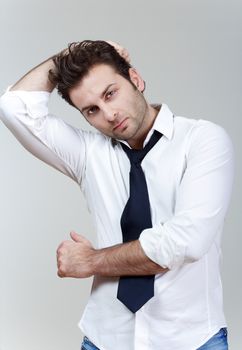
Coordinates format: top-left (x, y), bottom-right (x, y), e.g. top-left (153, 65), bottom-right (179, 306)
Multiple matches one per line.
top-left (184, 248), bottom-right (206, 264)
top-left (184, 237), bottom-right (216, 263)
top-left (0, 92), bottom-right (16, 124)
top-left (158, 245), bottom-right (209, 270)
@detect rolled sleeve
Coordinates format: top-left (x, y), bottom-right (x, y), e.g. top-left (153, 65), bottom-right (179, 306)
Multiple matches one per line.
top-left (139, 120), bottom-right (234, 270)
top-left (0, 88), bottom-right (50, 123)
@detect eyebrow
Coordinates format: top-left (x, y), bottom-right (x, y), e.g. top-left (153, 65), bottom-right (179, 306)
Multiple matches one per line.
top-left (81, 83), bottom-right (116, 113)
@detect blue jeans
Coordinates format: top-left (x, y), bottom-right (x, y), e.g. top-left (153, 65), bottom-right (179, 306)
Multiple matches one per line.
top-left (197, 328), bottom-right (228, 349)
top-left (81, 336), bottom-right (100, 350)
top-left (81, 327), bottom-right (228, 350)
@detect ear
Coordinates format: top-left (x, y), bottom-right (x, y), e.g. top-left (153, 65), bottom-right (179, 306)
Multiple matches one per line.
top-left (129, 68), bottom-right (145, 92)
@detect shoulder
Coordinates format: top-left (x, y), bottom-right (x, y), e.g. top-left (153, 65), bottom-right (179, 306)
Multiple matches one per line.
top-left (169, 112), bottom-right (234, 166)
top-left (174, 114), bottom-right (233, 147)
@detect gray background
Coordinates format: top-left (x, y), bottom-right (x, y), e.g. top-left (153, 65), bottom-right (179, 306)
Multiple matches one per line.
top-left (0, 0), bottom-right (241, 349)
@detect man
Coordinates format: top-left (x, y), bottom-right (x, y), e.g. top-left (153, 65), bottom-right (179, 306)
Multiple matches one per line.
top-left (0, 40), bottom-right (234, 350)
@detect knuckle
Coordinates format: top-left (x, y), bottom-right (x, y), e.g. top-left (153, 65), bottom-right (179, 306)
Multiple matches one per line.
top-left (57, 270), bottom-right (63, 278)
top-left (58, 266), bottom-right (65, 277)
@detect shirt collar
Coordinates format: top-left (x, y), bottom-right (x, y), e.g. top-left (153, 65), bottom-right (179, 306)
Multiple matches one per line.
top-left (150, 103), bottom-right (174, 141)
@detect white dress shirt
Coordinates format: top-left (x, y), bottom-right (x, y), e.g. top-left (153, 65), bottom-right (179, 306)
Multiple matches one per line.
top-left (0, 89), bottom-right (234, 350)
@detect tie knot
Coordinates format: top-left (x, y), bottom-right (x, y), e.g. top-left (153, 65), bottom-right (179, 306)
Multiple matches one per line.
top-left (120, 130), bottom-right (163, 165)
top-left (126, 149), bottom-right (144, 165)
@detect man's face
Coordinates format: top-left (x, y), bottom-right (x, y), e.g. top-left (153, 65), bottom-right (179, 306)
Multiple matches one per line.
top-left (69, 64), bottom-right (149, 145)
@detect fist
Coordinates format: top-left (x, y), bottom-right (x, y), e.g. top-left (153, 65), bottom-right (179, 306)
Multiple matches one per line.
top-left (56, 231), bottom-right (96, 278)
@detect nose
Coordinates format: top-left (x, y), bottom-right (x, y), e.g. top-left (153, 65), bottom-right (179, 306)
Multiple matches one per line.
top-left (102, 105), bottom-right (117, 122)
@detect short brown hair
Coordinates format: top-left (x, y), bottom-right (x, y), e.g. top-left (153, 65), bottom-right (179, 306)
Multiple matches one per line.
top-left (49, 40), bottom-right (133, 108)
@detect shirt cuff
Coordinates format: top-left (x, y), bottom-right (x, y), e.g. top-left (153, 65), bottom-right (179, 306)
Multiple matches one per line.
top-left (3, 87), bottom-right (51, 119)
top-left (139, 223), bottom-right (186, 270)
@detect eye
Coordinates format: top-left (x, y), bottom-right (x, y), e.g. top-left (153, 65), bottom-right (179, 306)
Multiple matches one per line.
top-left (106, 89), bottom-right (116, 100)
top-left (87, 106), bottom-right (99, 116)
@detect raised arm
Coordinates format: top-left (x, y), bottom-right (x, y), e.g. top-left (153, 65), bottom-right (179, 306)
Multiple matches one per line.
top-left (10, 57), bottom-right (55, 92)
top-left (0, 46), bottom-right (96, 184)
top-left (9, 39), bottom-right (130, 93)
top-left (0, 42), bottom-right (130, 185)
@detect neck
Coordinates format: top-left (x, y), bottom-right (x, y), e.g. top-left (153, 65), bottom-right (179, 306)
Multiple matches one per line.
top-left (128, 105), bottom-right (159, 149)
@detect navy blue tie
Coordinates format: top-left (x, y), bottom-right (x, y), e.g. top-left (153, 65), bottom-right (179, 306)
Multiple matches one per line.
top-left (117, 130), bottom-right (162, 313)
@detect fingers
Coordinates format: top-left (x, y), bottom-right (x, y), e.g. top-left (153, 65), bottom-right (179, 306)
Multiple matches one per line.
top-left (56, 243), bottom-right (65, 277)
top-left (56, 239), bottom-right (72, 277)
top-left (106, 40), bottom-right (131, 63)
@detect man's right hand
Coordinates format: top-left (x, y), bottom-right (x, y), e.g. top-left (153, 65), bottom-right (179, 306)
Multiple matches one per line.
top-left (106, 41), bottom-right (131, 63)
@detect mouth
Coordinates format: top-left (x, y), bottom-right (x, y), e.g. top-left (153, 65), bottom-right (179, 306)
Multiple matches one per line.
top-left (113, 118), bottom-right (128, 131)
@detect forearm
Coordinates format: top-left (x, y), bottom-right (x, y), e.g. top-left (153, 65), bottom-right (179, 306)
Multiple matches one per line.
top-left (93, 239), bottom-right (167, 277)
top-left (10, 57), bottom-right (56, 92)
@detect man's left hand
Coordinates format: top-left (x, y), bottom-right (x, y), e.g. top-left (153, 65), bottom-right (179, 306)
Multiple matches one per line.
top-left (56, 232), bottom-right (96, 278)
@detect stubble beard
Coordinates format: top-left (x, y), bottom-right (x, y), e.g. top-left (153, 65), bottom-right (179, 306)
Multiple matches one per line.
top-left (101, 92), bottom-right (149, 144)
top-left (119, 95), bottom-right (149, 144)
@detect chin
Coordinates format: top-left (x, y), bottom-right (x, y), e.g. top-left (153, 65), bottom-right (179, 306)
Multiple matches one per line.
top-left (116, 126), bottom-right (139, 140)
top-left (114, 132), bottom-right (134, 142)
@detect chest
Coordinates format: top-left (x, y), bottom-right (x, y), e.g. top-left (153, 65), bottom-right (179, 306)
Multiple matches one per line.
top-left (82, 137), bottom-right (187, 220)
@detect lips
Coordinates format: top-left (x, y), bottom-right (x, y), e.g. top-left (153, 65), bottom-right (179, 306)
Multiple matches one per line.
top-left (113, 118), bottom-right (128, 131)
